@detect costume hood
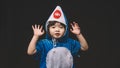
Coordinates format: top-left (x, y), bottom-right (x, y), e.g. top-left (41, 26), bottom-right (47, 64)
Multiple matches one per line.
top-left (45, 6), bottom-right (69, 41)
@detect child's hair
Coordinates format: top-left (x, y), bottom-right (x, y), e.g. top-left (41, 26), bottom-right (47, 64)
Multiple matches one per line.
top-left (47, 21), bottom-right (66, 36)
top-left (47, 21), bottom-right (66, 29)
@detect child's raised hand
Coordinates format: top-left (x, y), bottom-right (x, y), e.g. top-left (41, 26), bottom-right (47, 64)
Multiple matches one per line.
top-left (70, 22), bottom-right (81, 35)
top-left (32, 24), bottom-right (45, 37)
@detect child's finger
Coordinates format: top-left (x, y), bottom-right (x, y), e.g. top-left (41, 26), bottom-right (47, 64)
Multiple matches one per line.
top-left (40, 25), bottom-right (43, 30)
top-left (70, 29), bottom-right (73, 32)
top-left (70, 23), bottom-right (74, 29)
top-left (74, 23), bottom-right (77, 27)
top-left (38, 25), bottom-right (40, 29)
top-left (35, 24), bottom-right (37, 29)
top-left (73, 21), bottom-right (76, 24)
top-left (73, 22), bottom-right (80, 28)
top-left (73, 21), bottom-right (77, 25)
top-left (32, 25), bottom-right (34, 30)
top-left (75, 23), bottom-right (79, 27)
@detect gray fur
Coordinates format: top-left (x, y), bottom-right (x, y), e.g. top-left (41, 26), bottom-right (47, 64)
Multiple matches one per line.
top-left (46, 47), bottom-right (73, 68)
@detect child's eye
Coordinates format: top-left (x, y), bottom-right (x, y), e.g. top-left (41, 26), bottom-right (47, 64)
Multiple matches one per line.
top-left (59, 26), bottom-right (64, 28)
top-left (52, 26), bottom-right (55, 28)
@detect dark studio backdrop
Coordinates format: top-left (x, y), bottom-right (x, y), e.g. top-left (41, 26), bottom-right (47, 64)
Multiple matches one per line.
top-left (1, 0), bottom-right (116, 68)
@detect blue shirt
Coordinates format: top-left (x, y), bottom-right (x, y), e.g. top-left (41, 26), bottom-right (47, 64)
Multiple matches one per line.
top-left (34, 38), bottom-right (81, 68)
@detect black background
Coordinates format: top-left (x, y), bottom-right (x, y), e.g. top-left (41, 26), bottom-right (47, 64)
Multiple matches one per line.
top-left (1, 0), bottom-right (117, 68)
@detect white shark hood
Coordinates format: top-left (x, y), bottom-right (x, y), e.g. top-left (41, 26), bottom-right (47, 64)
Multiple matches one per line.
top-left (45, 6), bottom-right (69, 40)
top-left (46, 6), bottom-right (67, 31)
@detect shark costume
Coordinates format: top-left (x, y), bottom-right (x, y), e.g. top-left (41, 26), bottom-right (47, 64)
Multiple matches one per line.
top-left (34, 6), bottom-right (81, 68)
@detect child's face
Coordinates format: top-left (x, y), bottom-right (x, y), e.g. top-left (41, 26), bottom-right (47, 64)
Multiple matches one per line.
top-left (49, 22), bottom-right (65, 39)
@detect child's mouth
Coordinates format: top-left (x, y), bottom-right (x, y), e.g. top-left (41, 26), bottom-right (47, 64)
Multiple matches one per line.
top-left (55, 33), bottom-right (60, 36)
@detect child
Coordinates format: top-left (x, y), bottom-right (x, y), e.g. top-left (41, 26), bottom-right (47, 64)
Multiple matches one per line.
top-left (27, 6), bottom-right (88, 68)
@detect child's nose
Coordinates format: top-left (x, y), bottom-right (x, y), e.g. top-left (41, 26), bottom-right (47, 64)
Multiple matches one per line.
top-left (55, 28), bottom-right (60, 32)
